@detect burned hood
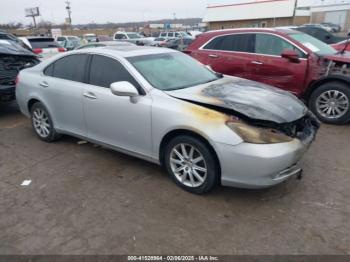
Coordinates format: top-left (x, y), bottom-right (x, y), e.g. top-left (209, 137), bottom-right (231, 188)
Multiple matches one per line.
top-left (166, 77), bottom-right (308, 124)
top-left (0, 39), bottom-right (36, 57)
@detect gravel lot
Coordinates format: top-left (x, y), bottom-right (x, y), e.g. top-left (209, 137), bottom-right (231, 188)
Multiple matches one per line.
top-left (0, 102), bottom-right (349, 255)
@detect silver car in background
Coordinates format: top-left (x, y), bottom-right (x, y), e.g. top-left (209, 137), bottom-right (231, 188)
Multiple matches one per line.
top-left (16, 46), bottom-right (319, 194)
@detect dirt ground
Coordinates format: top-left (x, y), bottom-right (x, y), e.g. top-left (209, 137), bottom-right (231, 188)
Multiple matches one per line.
top-left (0, 102), bottom-right (349, 255)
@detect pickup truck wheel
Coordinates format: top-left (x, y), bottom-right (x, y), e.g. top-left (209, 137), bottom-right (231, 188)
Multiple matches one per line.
top-left (309, 82), bottom-right (350, 124)
top-left (30, 102), bottom-right (61, 142)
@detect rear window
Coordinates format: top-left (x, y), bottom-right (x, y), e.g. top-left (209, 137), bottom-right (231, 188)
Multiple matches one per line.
top-left (49, 54), bottom-right (88, 82)
top-left (28, 38), bottom-right (60, 48)
top-left (204, 34), bottom-right (255, 53)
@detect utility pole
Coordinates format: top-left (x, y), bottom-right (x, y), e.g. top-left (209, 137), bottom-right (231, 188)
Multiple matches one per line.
top-left (292, 0), bottom-right (298, 25)
top-left (65, 0), bottom-right (72, 28)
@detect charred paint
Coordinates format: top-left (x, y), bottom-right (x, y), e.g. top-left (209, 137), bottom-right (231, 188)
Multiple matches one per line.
top-left (184, 102), bottom-right (230, 124)
top-left (167, 77), bottom-right (308, 124)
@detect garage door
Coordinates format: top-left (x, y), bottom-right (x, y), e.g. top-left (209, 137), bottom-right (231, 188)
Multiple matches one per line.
top-left (325, 11), bottom-right (347, 28)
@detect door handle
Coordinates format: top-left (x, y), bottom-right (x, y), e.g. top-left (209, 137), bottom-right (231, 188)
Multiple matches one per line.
top-left (39, 81), bottom-right (49, 88)
top-left (83, 92), bottom-right (97, 100)
top-left (209, 54), bottom-right (219, 58)
top-left (251, 61), bottom-right (263, 65)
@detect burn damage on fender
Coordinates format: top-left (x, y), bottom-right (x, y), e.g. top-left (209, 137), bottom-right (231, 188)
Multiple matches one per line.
top-left (167, 77), bottom-right (320, 141)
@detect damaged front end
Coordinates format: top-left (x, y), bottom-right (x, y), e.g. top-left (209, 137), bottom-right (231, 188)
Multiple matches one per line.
top-left (225, 111), bottom-right (320, 145)
top-left (0, 40), bottom-right (40, 101)
top-left (167, 77), bottom-right (320, 145)
top-left (0, 55), bottom-right (39, 101)
top-left (323, 54), bottom-right (350, 76)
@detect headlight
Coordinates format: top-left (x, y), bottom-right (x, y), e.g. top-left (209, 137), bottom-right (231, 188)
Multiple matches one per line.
top-left (226, 120), bottom-right (293, 144)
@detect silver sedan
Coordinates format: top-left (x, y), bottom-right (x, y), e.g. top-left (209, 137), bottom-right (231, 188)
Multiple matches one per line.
top-left (16, 46), bottom-right (320, 194)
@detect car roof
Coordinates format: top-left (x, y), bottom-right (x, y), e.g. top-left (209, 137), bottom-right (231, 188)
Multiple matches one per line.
top-left (200, 27), bottom-right (300, 37)
top-left (74, 45), bottom-right (177, 58)
top-left (26, 36), bottom-right (55, 40)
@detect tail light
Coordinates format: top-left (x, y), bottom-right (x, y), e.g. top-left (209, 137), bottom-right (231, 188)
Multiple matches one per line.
top-left (33, 48), bottom-right (43, 54)
top-left (58, 47), bottom-right (66, 52)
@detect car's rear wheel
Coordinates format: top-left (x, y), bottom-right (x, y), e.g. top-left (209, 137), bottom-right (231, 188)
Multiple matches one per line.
top-left (164, 135), bottom-right (219, 194)
top-left (30, 102), bottom-right (61, 142)
top-left (309, 82), bottom-right (350, 124)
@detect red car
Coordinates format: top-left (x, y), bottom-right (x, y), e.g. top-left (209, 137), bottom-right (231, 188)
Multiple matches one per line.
top-left (186, 28), bottom-right (350, 124)
top-left (331, 40), bottom-right (350, 52)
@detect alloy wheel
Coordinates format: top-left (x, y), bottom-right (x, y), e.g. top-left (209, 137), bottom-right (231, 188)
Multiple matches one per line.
top-left (316, 90), bottom-right (349, 119)
top-left (32, 108), bottom-right (51, 138)
top-left (169, 143), bottom-right (207, 188)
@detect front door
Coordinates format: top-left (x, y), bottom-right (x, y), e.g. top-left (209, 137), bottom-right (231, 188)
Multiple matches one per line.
top-left (83, 54), bottom-right (152, 156)
top-left (252, 33), bottom-right (308, 95)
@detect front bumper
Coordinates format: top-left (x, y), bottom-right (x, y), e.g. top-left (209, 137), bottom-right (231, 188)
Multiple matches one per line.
top-left (0, 84), bottom-right (15, 101)
top-left (216, 111), bottom-right (319, 189)
top-left (216, 139), bottom-right (309, 188)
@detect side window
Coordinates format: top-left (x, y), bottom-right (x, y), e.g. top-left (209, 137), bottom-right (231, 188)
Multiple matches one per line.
top-left (255, 34), bottom-right (303, 57)
top-left (203, 34), bottom-right (255, 53)
top-left (89, 55), bottom-right (141, 90)
top-left (52, 54), bottom-right (88, 82)
top-left (160, 33), bottom-right (166, 37)
top-left (175, 32), bottom-right (180, 37)
top-left (168, 32), bottom-right (174, 37)
top-left (115, 34), bottom-right (126, 40)
top-left (44, 64), bottom-right (54, 76)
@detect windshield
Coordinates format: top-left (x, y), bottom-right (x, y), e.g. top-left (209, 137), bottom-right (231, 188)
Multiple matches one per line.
top-left (127, 33), bottom-right (142, 39)
top-left (128, 52), bottom-right (220, 91)
top-left (289, 32), bottom-right (337, 56)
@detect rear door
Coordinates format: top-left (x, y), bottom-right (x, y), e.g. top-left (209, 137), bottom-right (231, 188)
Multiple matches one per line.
top-left (83, 54), bottom-right (152, 156)
top-left (41, 54), bottom-right (88, 135)
top-left (252, 33), bottom-right (308, 94)
top-left (191, 33), bottom-right (259, 80)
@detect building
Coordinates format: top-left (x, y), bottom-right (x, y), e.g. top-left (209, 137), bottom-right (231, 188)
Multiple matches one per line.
top-left (310, 2), bottom-right (350, 31)
top-left (203, 0), bottom-right (310, 30)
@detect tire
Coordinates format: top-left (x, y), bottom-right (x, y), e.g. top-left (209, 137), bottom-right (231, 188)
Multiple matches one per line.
top-left (164, 135), bottom-right (219, 194)
top-left (309, 82), bottom-right (350, 125)
top-left (30, 102), bottom-right (61, 142)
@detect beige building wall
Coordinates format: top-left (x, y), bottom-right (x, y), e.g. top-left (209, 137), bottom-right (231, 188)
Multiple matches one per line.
top-left (208, 16), bottom-right (310, 30)
top-left (311, 10), bottom-right (350, 32)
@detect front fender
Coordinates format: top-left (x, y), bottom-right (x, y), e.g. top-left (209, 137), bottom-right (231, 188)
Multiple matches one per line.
top-left (306, 74), bottom-right (350, 99)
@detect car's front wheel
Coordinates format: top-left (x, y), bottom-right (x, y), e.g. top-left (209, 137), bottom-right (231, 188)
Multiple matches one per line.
top-left (164, 135), bottom-right (219, 194)
top-left (30, 102), bottom-right (61, 142)
top-left (309, 82), bottom-right (350, 124)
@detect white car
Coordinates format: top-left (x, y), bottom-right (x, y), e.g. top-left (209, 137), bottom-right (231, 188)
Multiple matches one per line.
top-left (159, 31), bottom-right (193, 39)
top-left (113, 32), bottom-right (151, 45)
top-left (56, 36), bottom-right (81, 50)
top-left (21, 37), bottom-right (66, 60)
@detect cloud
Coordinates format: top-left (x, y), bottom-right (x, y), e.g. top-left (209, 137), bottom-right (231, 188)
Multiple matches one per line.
top-left (0, 0), bottom-right (213, 24)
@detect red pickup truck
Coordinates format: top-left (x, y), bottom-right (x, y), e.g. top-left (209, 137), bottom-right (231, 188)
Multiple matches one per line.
top-left (186, 28), bottom-right (350, 124)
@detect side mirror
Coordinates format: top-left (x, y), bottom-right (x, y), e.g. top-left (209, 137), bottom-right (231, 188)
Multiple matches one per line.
top-left (281, 49), bottom-right (300, 63)
top-left (110, 81), bottom-right (139, 97)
